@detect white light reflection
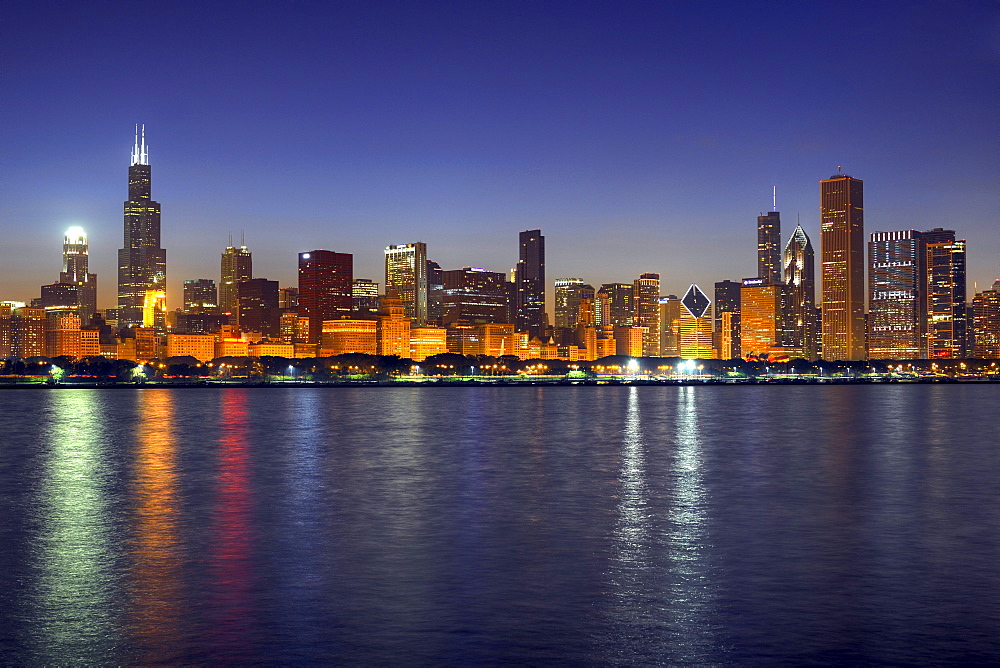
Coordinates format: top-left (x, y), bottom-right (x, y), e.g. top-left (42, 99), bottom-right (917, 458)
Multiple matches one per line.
top-left (665, 384), bottom-right (716, 660)
top-left (607, 387), bottom-right (653, 643)
top-left (33, 391), bottom-right (117, 663)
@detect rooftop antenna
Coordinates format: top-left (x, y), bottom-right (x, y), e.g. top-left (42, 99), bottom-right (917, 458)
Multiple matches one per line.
top-left (241, 230), bottom-right (245, 247)
top-left (228, 231), bottom-right (233, 247)
top-left (837, 165), bottom-right (842, 174)
top-left (772, 186), bottom-right (777, 211)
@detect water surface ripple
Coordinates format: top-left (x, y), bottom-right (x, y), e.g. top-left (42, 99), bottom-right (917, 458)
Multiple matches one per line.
top-left (1, 385), bottom-right (997, 663)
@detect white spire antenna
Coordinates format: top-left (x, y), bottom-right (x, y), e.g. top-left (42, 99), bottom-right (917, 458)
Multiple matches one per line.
top-left (772, 186), bottom-right (777, 211)
top-left (130, 124), bottom-right (149, 165)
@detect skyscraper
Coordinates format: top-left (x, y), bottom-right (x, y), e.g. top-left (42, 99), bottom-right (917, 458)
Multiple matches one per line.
top-left (352, 278), bottom-right (380, 313)
top-left (597, 283), bottom-right (635, 327)
top-left (554, 278), bottom-right (595, 329)
top-left (183, 279), bottom-right (218, 314)
top-left (633, 273), bottom-right (660, 356)
top-left (554, 278), bottom-right (584, 329)
top-left (820, 172), bottom-right (865, 360)
top-left (868, 230), bottom-right (925, 359)
top-left (298, 250), bottom-right (353, 344)
top-left (60, 227), bottom-right (97, 317)
top-left (220, 241), bottom-right (253, 315)
top-left (757, 209), bottom-right (782, 285)
top-left (714, 280), bottom-right (741, 358)
top-left (515, 229), bottom-right (545, 338)
top-left (678, 284), bottom-right (716, 359)
top-left (972, 288), bottom-right (1000, 359)
top-left (784, 223), bottom-right (817, 359)
top-left (441, 267), bottom-right (510, 326)
top-left (924, 229), bottom-right (967, 358)
top-left (118, 125), bottom-right (166, 327)
top-left (236, 278), bottom-right (280, 338)
top-left (739, 278), bottom-right (786, 358)
top-left (385, 242), bottom-right (428, 325)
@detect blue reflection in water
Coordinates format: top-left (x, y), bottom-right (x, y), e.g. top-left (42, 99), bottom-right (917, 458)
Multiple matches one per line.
top-left (32, 391), bottom-right (119, 662)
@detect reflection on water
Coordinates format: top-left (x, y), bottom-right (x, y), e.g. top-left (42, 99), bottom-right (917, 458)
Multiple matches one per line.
top-left (208, 390), bottom-right (258, 661)
top-left (665, 385), bottom-right (715, 660)
top-left (33, 391), bottom-right (117, 662)
top-left (129, 389), bottom-right (182, 661)
top-left (608, 387), bottom-right (652, 646)
top-left (2, 386), bottom-right (998, 664)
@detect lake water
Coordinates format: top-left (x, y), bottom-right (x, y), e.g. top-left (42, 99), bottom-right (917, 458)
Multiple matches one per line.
top-left (1, 385), bottom-right (997, 664)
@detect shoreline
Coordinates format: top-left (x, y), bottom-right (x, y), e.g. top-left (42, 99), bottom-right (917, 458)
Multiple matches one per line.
top-left (2, 377), bottom-right (997, 389)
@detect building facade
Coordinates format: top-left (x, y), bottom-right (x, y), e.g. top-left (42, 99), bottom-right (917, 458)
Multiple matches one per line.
top-left (118, 126), bottom-right (166, 328)
top-left (820, 173), bottom-right (865, 360)
top-left (515, 229), bottom-right (546, 337)
top-left (385, 243), bottom-right (428, 325)
top-left (783, 223), bottom-right (817, 360)
top-left (924, 230), bottom-right (967, 358)
top-left (220, 243), bottom-right (252, 315)
top-left (868, 230), bottom-right (925, 359)
top-left (60, 227), bottom-right (97, 317)
top-left (298, 250), bottom-right (353, 344)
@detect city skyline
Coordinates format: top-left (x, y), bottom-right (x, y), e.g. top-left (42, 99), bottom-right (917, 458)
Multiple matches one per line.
top-left (3, 2), bottom-right (997, 307)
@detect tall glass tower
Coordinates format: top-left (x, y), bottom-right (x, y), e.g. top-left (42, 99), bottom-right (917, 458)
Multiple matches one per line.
top-left (220, 241), bottom-right (253, 316)
top-left (516, 229), bottom-right (545, 338)
top-left (784, 223), bottom-right (817, 359)
top-left (118, 125), bottom-right (166, 327)
top-left (384, 242), bottom-right (428, 325)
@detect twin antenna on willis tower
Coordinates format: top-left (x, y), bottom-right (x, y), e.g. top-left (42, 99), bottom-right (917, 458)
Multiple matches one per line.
top-left (131, 124), bottom-right (148, 165)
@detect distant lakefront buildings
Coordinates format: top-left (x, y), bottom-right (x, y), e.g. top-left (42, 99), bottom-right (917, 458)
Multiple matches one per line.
top-left (1, 129), bottom-right (999, 365)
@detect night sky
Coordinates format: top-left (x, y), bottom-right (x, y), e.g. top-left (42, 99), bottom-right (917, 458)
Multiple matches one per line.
top-left (3, 1), bottom-right (997, 309)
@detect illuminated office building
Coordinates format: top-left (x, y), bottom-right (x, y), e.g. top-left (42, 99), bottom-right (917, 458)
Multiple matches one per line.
top-left (142, 290), bottom-right (166, 330)
top-left (597, 283), bottom-right (634, 327)
top-left (515, 229), bottom-right (546, 337)
top-left (377, 289), bottom-right (411, 357)
top-left (220, 242), bottom-right (252, 315)
top-left (298, 250), bottom-right (353, 344)
top-left (237, 278), bottom-right (280, 338)
top-left (321, 318), bottom-right (377, 356)
top-left (658, 295), bottom-right (681, 356)
top-left (714, 280), bottom-right (741, 359)
top-left (784, 223), bottom-right (817, 359)
top-left (118, 125), bottom-right (166, 327)
top-left (441, 267), bottom-right (509, 326)
top-left (758, 209), bottom-right (782, 285)
top-left (183, 279), bottom-right (218, 314)
top-left (278, 287), bottom-right (298, 310)
top-left (410, 326), bottom-right (448, 361)
top-left (820, 172), bottom-right (865, 360)
top-left (427, 260), bottom-right (444, 324)
top-left (740, 279), bottom-right (788, 358)
top-left (633, 273), bottom-right (660, 356)
top-left (352, 278), bottom-right (380, 313)
top-left (12, 307), bottom-right (46, 358)
top-left (868, 230), bottom-right (925, 359)
top-left (385, 242), bottom-right (428, 325)
top-left (678, 284), bottom-right (716, 359)
top-left (554, 278), bottom-right (585, 328)
top-left (972, 288), bottom-right (1000, 358)
top-left (59, 227), bottom-right (97, 316)
top-left (924, 229), bottom-right (967, 358)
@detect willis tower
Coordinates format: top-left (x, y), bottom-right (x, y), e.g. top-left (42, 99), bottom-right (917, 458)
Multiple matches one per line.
top-left (118, 125), bottom-right (166, 327)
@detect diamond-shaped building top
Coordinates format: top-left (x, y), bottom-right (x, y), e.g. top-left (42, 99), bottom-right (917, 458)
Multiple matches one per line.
top-left (681, 284), bottom-right (711, 319)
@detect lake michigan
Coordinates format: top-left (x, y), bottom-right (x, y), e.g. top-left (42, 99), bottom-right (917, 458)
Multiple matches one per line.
top-left (1, 385), bottom-right (997, 663)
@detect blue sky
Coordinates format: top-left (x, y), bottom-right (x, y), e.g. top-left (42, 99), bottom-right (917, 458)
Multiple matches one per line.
top-left (2, 1), bottom-right (997, 308)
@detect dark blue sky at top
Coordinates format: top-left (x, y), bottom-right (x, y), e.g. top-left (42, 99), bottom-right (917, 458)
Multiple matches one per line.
top-left (2, 1), bottom-right (997, 308)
